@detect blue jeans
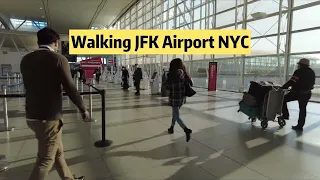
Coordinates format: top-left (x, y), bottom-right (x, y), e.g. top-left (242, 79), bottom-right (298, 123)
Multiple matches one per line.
top-left (171, 106), bottom-right (186, 129)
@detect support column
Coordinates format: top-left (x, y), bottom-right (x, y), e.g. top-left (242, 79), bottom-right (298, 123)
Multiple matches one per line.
top-left (172, 0), bottom-right (177, 59)
top-left (284, 0), bottom-right (294, 82)
top-left (240, 0), bottom-right (248, 92)
top-left (276, 0), bottom-right (284, 84)
top-left (234, 0), bottom-right (240, 90)
top-left (211, 0), bottom-right (217, 61)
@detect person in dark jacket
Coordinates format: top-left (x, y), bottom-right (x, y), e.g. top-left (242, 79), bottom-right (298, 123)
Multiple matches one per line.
top-left (122, 66), bottom-right (129, 90)
top-left (167, 58), bottom-right (192, 142)
top-left (94, 68), bottom-right (101, 84)
top-left (282, 58), bottom-right (315, 131)
top-left (133, 67), bottom-right (143, 95)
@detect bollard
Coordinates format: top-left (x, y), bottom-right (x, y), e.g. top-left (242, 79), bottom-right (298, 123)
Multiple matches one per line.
top-left (94, 89), bottom-right (112, 147)
top-left (0, 86), bottom-right (14, 132)
top-left (88, 86), bottom-right (97, 122)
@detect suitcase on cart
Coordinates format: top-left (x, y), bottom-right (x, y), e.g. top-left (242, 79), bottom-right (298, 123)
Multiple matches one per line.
top-left (260, 88), bottom-right (286, 129)
top-left (238, 81), bottom-right (286, 129)
top-left (238, 101), bottom-right (260, 118)
top-left (248, 81), bottom-right (272, 104)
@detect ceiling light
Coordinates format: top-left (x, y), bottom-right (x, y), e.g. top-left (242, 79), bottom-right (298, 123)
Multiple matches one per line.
top-left (251, 12), bottom-right (267, 19)
top-left (40, 7), bottom-right (43, 9)
top-left (41, 16), bottom-right (45, 18)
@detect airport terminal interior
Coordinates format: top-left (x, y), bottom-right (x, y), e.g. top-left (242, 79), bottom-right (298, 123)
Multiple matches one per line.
top-left (1, 0), bottom-right (320, 179)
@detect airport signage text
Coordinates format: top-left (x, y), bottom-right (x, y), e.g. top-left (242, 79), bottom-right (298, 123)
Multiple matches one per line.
top-left (69, 30), bottom-right (251, 55)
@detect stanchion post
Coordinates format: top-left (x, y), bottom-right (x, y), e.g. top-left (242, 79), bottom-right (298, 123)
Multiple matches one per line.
top-left (88, 86), bottom-right (97, 122)
top-left (81, 80), bottom-right (84, 99)
top-left (94, 89), bottom-right (112, 147)
top-left (8, 74), bottom-right (10, 86)
top-left (17, 74), bottom-right (20, 92)
top-left (14, 73), bottom-right (17, 84)
top-left (0, 86), bottom-right (14, 132)
top-left (92, 77), bottom-right (96, 86)
top-left (6, 73), bottom-right (9, 85)
top-left (76, 73), bottom-right (79, 91)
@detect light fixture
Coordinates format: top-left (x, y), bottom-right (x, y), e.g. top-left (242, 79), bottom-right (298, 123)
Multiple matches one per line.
top-left (41, 16), bottom-right (45, 18)
top-left (40, 7), bottom-right (43, 9)
top-left (251, 12), bottom-right (267, 19)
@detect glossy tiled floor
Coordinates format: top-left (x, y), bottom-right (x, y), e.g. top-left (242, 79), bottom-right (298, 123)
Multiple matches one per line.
top-left (1, 84), bottom-right (320, 180)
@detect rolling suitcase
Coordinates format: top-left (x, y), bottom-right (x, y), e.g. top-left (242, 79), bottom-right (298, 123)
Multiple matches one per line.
top-left (238, 101), bottom-right (260, 118)
top-left (260, 88), bottom-right (286, 129)
top-left (248, 81), bottom-right (272, 104)
top-left (123, 80), bottom-right (129, 90)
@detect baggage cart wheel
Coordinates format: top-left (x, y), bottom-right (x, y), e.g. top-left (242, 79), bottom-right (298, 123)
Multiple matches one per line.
top-left (278, 117), bottom-right (286, 127)
top-left (261, 121), bottom-right (268, 129)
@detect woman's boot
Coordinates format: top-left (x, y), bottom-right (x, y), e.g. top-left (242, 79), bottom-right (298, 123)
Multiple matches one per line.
top-left (184, 128), bottom-right (192, 142)
top-left (168, 126), bottom-right (174, 134)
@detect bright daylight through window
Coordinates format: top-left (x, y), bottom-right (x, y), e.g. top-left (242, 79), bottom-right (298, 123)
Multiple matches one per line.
top-left (112, 0), bottom-right (320, 95)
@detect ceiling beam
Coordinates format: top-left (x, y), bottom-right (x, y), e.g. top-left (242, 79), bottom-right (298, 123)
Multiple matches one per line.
top-left (108, 0), bottom-right (138, 28)
top-left (0, 14), bottom-right (13, 29)
top-left (88, 0), bottom-right (109, 29)
top-left (42, 0), bottom-right (51, 27)
top-left (0, 29), bottom-right (67, 37)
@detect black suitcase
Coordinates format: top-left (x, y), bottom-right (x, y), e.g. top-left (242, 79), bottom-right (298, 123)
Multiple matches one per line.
top-left (123, 81), bottom-right (129, 90)
top-left (248, 81), bottom-right (272, 104)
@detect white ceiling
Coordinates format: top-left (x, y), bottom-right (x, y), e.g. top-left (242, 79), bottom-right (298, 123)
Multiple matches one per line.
top-left (0, 0), bottom-right (135, 49)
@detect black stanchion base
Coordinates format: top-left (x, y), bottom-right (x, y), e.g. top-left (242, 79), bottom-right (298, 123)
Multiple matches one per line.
top-left (94, 139), bottom-right (113, 148)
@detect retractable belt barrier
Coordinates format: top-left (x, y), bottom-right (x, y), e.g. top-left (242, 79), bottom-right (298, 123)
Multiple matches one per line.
top-left (0, 80), bottom-right (112, 148)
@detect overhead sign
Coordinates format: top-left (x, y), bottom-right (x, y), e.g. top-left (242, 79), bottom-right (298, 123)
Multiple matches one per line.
top-left (80, 57), bottom-right (103, 79)
top-left (80, 57), bottom-right (103, 68)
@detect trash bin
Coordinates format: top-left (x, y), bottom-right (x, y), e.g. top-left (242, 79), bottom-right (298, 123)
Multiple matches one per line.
top-left (150, 71), bottom-right (160, 95)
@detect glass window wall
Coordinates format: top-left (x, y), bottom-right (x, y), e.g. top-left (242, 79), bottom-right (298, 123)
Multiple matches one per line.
top-left (111, 0), bottom-right (320, 99)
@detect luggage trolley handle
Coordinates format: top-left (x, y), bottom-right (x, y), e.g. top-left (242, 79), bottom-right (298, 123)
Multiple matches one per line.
top-left (276, 88), bottom-right (290, 116)
top-left (270, 86), bottom-right (290, 92)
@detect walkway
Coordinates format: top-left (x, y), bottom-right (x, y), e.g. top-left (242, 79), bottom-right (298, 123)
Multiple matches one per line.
top-left (1, 85), bottom-right (320, 179)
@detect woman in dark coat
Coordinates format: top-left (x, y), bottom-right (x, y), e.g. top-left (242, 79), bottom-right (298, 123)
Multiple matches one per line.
top-left (166, 58), bottom-right (192, 142)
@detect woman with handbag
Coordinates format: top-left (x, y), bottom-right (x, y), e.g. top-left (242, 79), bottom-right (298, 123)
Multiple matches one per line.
top-left (166, 58), bottom-right (193, 142)
top-left (182, 64), bottom-right (193, 87)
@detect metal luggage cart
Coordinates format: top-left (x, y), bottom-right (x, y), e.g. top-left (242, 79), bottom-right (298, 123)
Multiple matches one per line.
top-left (259, 87), bottom-right (287, 129)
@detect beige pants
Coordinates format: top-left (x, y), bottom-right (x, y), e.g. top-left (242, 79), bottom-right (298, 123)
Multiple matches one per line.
top-left (27, 120), bottom-right (74, 180)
